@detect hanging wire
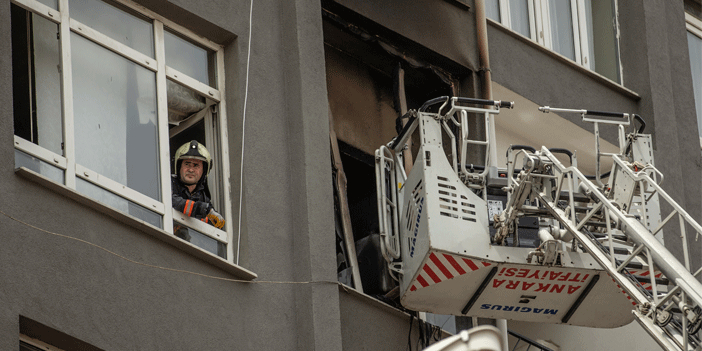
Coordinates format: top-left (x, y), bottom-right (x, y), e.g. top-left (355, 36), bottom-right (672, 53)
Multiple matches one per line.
top-left (236, 0), bottom-right (254, 265)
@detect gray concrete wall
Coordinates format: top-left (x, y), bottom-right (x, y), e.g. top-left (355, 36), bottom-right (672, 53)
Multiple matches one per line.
top-left (339, 290), bottom-right (417, 351)
top-left (4, 0), bottom-right (702, 350)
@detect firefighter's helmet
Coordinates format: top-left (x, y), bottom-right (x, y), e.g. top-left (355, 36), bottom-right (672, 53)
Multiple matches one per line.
top-left (174, 140), bottom-right (212, 180)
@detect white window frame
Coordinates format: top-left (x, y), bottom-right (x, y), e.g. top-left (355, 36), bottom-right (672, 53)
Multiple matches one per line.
top-left (11, 0), bottom-right (235, 261)
top-left (686, 13), bottom-right (702, 150)
top-left (489, 0), bottom-right (622, 84)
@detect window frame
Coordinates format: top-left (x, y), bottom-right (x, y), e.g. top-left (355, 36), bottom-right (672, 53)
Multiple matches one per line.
top-left (489, 0), bottom-right (623, 85)
top-left (11, 0), bottom-right (235, 261)
top-left (686, 12), bottom-right (702, 150)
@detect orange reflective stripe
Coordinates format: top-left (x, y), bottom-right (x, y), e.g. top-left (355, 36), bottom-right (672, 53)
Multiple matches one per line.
top-left (184, 200), bottom-right (194, 216)
top-left (200, 217), bottom-right (208, 223)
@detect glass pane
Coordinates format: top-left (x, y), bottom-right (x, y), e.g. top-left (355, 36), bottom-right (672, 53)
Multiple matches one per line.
top-left (509, 0), bottom-right (531, 38)
top-left (69, 0), bottom-right (154, 58)
top-left (166, 80), bottom-right (207, 124)
top-left (77, 178), bottom-right (163, 227)
top-left (174, 223), bottom-right (226, 258)
top-left (15, 149), bottom-right (65, 184)
top-left (547, 0), bottom-right (575, 60)
top-left (11, 7), bottom-right (63, 155)
top-left (584, 0), bottom-right (620, 83)
top-left (688, 31), bottom-right (702, 137)
top-left (71, 33), bottom-right (161, 200)
top-left (485, 0), bottom-right (500, 22)
top-left (37, 0), bottom-right (58, 10)
top-left (165, 30), bottom-right (216, 87)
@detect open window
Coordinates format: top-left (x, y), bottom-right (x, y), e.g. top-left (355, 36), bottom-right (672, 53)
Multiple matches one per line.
top-left (323, 10), bottom-right (455, 295)
top-left (687, 12), bottom-right (702, 147)
top-left (11, 0), bottom-right (234, 261)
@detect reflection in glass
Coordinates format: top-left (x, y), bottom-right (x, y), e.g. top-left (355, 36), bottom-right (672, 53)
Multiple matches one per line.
top-left (37, 0), bottom-right (58, 10)
top-left (77, 179), bottom-right (163, 227)
top-left (173, 222), bottom-right (227, 258)
top-left (485, 0), bottom-right (500, 22)
top-left (15, 150), bottom-right (65, 184)
top-left (164, 30), bottom-right (216, 87)
top-left (71, 33), bottom-right (161, 200)
top-left (547, 0), bottom-right (575, 60)
top-left (11, 7), bottom-right (63, 155)
top-left (69, 0), bottom-right (154, 57)
top-left (688, 31), bottom-right (702, 137)
top-left (584, 0), bottom-right (620, 83)
top-left (509, 0), bottom-right (531, 38)
top-left (166, 80), bottom-right (207, 124)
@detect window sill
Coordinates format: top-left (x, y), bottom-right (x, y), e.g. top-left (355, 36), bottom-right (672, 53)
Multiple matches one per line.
top-left (487, 18), bottom-right (641, 101)
top-left (15, 166), bottom-right (257, 281)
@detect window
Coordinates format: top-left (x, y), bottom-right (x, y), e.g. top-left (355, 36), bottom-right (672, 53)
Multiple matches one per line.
top-left (11, 0), bottom-right (233, 260)
top-left (486, 0), bottom-right (621, 83)
top-left (687, 13), bottom-right (702, 147)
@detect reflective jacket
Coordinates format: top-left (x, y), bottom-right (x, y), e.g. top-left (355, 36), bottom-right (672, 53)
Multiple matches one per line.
top-left (171, 175), bottom-right (213, 223)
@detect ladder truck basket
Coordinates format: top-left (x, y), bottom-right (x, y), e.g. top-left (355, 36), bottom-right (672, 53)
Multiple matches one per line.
top-left (373, 98), bottom-right (702, 344)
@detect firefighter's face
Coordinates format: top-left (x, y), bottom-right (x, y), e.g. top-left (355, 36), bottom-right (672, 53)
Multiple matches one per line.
top-left (180, 159), bottom-right (204, 185)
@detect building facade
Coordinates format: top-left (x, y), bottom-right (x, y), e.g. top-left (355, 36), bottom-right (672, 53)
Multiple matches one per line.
top-left (1, 0), bottom-right (701, 350)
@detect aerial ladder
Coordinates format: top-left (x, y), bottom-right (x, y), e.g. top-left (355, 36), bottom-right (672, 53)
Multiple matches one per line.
top-left (375, 97), bottom-right (702, 350)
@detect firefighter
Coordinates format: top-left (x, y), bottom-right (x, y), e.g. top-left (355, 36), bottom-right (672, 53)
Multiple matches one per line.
top-left (172, 140), bottom-right (225, 230)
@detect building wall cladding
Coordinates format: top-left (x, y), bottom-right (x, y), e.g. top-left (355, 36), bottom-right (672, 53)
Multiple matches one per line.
top-left (2, 0), bottom-right (702, 351)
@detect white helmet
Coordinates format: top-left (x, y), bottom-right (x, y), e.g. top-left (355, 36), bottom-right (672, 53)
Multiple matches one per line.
top-left (174, 140), bottom-right (212, 180)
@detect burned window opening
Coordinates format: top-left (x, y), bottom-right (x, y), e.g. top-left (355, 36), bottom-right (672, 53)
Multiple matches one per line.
top-left (325, 11), bottom-right (455, 301)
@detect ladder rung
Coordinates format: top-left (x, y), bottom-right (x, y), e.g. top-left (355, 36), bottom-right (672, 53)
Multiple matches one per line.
top-left (558, 191), bottom-right (592, 203)
top-left (632, 275), bottom-right (669, 286)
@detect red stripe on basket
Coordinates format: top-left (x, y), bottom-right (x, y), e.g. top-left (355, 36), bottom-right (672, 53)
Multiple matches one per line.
top-left (423, 265), bottom-right (442, 283)
top-left (463, 258), bottom-right (479, 271)
top-left (443, 254), bottom-right (466, 275)
top-left (430, 253), bottom-right (454, 279)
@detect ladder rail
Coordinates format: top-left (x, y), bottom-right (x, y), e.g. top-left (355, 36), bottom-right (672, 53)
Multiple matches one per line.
top-left (544, 148), bottom-right (702, 306)
top-left (375, 145), bottom-right (402, 262)
top-left (529, 147), bottom-right (702, 350)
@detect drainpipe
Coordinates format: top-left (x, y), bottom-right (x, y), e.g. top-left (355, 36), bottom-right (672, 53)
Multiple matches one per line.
top-left (475, 1), bottom-right (507, 350)
top-left (475, 0), bottom-right (499, 169)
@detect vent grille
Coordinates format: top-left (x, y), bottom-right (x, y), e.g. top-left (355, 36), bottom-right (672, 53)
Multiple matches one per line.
top-left (436, 176), bottom-right (477, 222)
top-left (405, 179), bottom-right (424, 232)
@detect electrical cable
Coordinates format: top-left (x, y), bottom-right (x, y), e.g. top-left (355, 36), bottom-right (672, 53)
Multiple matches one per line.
top-left (236, 0), bottom-right (254, 266)
top-left (0, 208), bottom-right (347, 288)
